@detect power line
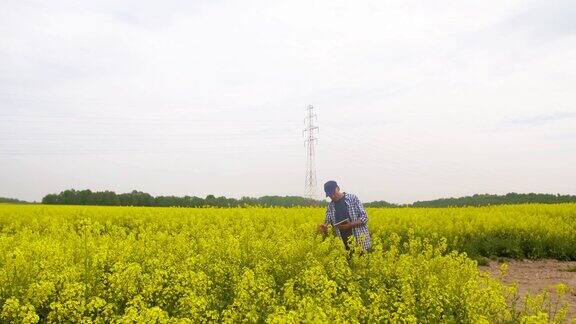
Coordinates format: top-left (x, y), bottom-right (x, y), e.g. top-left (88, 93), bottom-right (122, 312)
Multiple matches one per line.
top-left (303, 105), bottom-right (319, 200)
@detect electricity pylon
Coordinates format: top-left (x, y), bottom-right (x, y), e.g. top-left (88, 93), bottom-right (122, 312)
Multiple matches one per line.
top-left (303, 105), bottom-right (319, 200)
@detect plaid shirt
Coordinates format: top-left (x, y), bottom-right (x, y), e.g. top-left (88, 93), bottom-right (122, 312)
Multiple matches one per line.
top-left (324, 193), bottom-right (371, 251)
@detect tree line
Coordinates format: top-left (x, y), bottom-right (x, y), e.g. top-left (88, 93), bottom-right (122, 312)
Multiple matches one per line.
top-left (408, 193), bottom-right (576, 208)
top-left (364, 193), bottom-right (576, 208)
top-left (32, 190), bottom-right (576, 208)
top-left (0, 197), bottom-right (31, 204)
top-left (41, 189), bottom-right (327, 207)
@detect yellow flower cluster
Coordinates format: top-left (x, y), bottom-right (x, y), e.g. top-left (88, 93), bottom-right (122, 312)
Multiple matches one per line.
top-left (0, 204), bottom-right (572, 323)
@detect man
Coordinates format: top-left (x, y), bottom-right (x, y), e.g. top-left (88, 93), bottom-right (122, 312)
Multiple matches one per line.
top-left (317, 180), bottom-right (371, 251)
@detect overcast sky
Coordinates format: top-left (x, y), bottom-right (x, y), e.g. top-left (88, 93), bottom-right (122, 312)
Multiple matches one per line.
top-left (1, 0), bottom-right (575, 203)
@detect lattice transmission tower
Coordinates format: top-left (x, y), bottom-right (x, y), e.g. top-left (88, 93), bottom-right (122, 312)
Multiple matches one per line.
top-left (303, 105), bottom-right (319, 200)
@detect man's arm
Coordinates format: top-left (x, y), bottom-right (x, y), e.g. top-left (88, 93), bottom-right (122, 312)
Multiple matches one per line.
top-left (324, 204), bottom-right (333, 225)
top-left (318, 204), bottom-right (333, 235)
top-left (354, 195), bottom-right (368, 225)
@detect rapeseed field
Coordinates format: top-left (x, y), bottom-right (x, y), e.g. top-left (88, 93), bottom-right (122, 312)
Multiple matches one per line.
top-left (0, 204), bottom-right (573, 322)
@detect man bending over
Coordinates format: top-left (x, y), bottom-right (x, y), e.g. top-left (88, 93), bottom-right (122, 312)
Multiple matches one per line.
top-left (317, 180), bottom-right (371, 251)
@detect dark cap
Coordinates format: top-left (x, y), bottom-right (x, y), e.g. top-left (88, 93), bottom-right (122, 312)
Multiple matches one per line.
top-left (324, 180), bottom-right (338, 197)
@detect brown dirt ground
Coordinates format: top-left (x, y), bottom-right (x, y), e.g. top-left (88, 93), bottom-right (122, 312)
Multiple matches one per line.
top-left (480, 259), bottom-right (576, 320)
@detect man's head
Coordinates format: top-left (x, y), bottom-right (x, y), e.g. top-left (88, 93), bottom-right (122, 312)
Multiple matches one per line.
top-left (324, 180), bottom-right (343, 201)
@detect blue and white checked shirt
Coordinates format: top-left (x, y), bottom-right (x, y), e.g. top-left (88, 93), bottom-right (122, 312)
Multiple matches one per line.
top-left (324, 193), bottom-right (371, 251)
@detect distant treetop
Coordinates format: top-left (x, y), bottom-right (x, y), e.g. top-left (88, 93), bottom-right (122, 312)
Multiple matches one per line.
top-left (39, 190), bottom-right (576, 208)
top-left (0, 197), bottom-right (31, 204)
top-left (41, 189), bottom-right (326, 207)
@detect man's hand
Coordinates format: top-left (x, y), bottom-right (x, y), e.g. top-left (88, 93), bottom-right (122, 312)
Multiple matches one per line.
top-left (317, 223), bottom-right (328, 235)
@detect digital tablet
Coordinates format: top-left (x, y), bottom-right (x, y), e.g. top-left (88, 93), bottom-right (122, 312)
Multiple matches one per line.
top-left (334, 217), bottom-right (350, 226)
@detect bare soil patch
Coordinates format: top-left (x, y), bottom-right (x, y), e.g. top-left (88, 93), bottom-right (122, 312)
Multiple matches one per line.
top-left (480, 259), bottom-right (576, 320)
